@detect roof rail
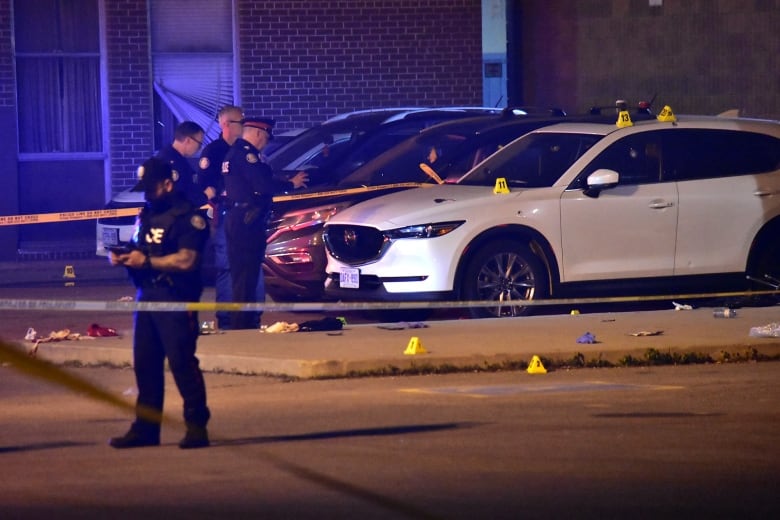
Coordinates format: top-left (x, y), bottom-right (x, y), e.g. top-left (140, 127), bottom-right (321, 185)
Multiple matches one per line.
top-left (501, 106), bottom-right (567, 118)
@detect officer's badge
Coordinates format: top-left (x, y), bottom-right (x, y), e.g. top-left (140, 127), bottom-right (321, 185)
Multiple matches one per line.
top-left (191, 214), bottom-right (207, 230)
top-left (199, 157), bottom-right (210, 170)
top-left (246, 153), bottom-right (258, 164)
top-left (171, 169), bottom-right (180, 181)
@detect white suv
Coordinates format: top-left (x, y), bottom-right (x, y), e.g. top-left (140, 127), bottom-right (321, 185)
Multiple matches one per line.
top-left (323, 113), bottom-right (780, 318)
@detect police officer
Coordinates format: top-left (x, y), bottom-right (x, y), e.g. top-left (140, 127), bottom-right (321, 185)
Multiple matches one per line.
top-left (222, 117), bottom-right (278, 330)
top-left (157, 121), bottom-right (209, 207)
top-left (198, 106), bottom-right (244, 330)
top-left (108, 157), bottom-right (211, 449)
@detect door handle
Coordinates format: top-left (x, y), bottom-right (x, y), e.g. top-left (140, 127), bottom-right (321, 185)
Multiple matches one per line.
top-left (648, 200), bottom-right (674, 209)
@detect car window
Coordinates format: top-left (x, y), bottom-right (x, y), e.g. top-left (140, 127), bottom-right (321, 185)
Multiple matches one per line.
top-left (267, 115), bottom-right (392, 173)
top-left (460, 133), bottom-right (600, 188)
top-left (573, 132), bottom-right (665, 188)
top-left (328, 116), bottom-right (491, 181)
top-left (662, 129), bottom-right (780, 181)
top-left (339, 131), bottom-right (473, 186)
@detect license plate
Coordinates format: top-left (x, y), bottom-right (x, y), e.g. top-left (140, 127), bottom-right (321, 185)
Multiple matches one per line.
top-left (102, 227), bottom-right (119, 247)
top-left (339, 267), bottom-right (360, 289)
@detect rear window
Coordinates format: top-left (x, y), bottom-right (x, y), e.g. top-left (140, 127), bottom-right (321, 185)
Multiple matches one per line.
top-left (663, 129), bottom-right (780, 181)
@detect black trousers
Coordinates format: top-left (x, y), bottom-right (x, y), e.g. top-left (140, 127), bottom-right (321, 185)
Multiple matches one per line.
top-left (225, 206), bottom-right (267, 329)
top-left (132, 287), bottom-right (210, 434)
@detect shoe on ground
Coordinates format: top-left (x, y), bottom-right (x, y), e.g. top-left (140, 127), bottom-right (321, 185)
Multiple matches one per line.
top-left (179, 427), bottom-right (210, 449)
top-left (109, 429), bottom-right (160, 449)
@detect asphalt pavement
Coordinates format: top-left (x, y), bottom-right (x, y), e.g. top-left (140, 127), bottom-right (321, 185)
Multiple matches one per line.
top-left (3, 258), bottom-right (780, 378)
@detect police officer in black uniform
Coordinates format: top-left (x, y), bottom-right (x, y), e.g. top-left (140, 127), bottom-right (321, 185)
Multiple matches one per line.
top-left (222, 117), bottom-right (277, 330)
top-left (157, 121), bottom-right (209, 207)
top-left (198, 106), bottom-right (244, 330)
top-left (108, 157), bottom-right (211, 449)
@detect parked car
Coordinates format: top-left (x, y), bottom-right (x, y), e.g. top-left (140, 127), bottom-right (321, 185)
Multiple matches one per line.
top-left (322, 111), bottom-right (780, 318)
top-left (95, 107), bottom-right (502, 260)
top-left (263, 108), bottom-right (572, 301)
top-left (264, 106), bottom-right (506, 189)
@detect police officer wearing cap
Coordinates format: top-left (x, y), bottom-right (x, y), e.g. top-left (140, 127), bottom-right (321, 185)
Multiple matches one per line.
top-left (222, 117), bottom-right (308, 329)
top-left (108, 157), bottom-right (212, 449)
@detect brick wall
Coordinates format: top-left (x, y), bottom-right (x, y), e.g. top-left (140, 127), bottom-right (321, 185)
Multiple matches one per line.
top-left (520, 0), bottom-right (780, 119)
top-left (0, 0), bottom-right (13, 108)
top-left (237, 0), bottom-right (484, 130)
top-left (105, 0), bottom-right (155, 193)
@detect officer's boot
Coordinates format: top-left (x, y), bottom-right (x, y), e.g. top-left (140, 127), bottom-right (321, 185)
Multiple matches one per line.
top-left (109, 420), bottom-right (161, 449)
top-left (179, 407), bottom-right (210, 449)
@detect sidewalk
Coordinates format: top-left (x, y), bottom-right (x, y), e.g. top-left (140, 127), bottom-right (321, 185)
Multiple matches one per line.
top-left (29, 306), bottom-right (780, 379)
top-left (4, 258), bottom-right (780, 379)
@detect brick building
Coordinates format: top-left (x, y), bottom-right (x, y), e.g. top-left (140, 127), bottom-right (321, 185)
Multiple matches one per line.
top-left (0, 0), bottom-right (778, 260)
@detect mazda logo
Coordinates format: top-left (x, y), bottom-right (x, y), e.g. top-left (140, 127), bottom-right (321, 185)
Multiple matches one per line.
top-left (343, 229), bottom-right (357, 248)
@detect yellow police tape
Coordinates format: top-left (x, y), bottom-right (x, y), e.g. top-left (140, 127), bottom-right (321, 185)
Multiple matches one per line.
top-left (0, 183), bottom-right (430, 227)
top-left (0, 289), bottom-right (778, 314)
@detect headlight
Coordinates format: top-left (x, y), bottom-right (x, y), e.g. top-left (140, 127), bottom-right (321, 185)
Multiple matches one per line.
top-left (385, 221), bottom-right (465, 239)
top-left (268, 202), bottom-right (351, 241)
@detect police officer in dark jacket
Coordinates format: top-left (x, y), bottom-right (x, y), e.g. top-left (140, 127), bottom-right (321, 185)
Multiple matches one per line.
top-left (222, 117), bottom-right (277, 330)
top-left (157, 121), bottom-right (208, 207)
top-left (198, 106), bottom-right (244, 330)
top-left (108, 157), bottom-right (211, 449)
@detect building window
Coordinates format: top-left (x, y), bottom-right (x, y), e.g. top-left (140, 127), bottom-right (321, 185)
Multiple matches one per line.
top-left (14, 0), bottom-right (102, 154)
top-left (150, 0), bottom-right (237, 149)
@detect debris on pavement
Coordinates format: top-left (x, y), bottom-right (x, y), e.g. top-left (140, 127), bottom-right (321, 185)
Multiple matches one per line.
top-left (262, 321), bottom-right (300, 333)
top-left (26, 328), bottom-right (94, 356)
top-left (576, 331), bottom-right (597, 344)
top-left (673, 301), bottom-right (693, 311)
top-left (628, 330), bottom-right (664, 337)
top-left (86, 323), bottom-right (119, 337)
top-left (298, 317), bottom-right (344, 332)
top-left (377, 322), bottom-right (429, 330)
top-left (748, 322), bottom-right (780, 338)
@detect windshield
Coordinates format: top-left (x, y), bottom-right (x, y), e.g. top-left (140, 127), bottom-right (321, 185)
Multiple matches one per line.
top-left (336, 122), bottom-right (536, 188)
top-left (457, 132), bottom-right (602, 187)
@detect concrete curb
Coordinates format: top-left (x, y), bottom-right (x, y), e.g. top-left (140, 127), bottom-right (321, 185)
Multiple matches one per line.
top-left (25, 307), bottom-right (780, 378)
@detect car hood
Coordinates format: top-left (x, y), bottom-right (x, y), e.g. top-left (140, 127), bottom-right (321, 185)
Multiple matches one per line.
top-left (112, 188), bottom-right (145, 204)
top-left (328, 184), bottom-right (501, 229)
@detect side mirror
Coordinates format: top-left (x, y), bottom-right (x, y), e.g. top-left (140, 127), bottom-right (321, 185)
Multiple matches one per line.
top-left (583, 168), bottom-right (619, 198)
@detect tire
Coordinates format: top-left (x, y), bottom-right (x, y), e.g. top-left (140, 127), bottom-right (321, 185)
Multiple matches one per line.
top-left (462, 241), bottom-right (548, 319)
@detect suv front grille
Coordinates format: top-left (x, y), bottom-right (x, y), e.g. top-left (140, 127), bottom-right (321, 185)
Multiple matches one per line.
top-left (324, 224), bottom-right (387, 264)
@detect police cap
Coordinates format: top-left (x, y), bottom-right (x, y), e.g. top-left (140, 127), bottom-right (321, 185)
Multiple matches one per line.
top-left (243, 117), bottom-right (275, 140)
top-left (242, 117), bottom-right (275, 131)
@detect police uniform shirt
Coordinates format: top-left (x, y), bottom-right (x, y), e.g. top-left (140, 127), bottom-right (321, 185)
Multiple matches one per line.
top-left (223, 137), bottom-right (275, 206)
top-left (156, 145), bottom-right (207, 207)
top-left (198, 135), bottom-right (230, 199)
top-left (131, 194), bottom-right (209, 301)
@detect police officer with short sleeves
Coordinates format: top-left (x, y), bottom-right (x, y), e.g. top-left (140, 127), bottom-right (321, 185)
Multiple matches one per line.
top-left (108, 157), bottom-right (212, 449)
